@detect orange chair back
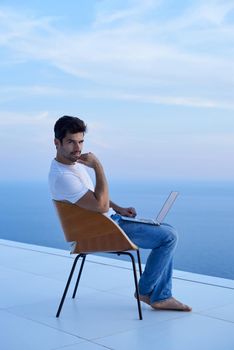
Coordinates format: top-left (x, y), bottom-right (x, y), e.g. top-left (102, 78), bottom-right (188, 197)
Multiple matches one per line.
top-left (53, 200), bottom-right (138, 254)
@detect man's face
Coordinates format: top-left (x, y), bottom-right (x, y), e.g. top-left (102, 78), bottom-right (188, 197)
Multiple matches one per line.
top-left (55, 132), bottom-right (84, 164)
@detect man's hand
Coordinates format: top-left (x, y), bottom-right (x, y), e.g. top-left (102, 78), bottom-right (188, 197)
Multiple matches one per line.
top-left (77, 152), bottom-right (101, 169)
top-left (110, 200), bottom-right (137, 217)
top-left (117, 206), bottom-right (137, 217)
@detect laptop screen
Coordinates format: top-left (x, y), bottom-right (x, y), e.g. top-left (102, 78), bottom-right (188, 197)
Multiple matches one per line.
top-left (156, 191), bottom-right (179, 223)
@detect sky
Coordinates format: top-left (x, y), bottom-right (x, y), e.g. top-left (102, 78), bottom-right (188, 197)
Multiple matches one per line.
top-left (0, 0), bottom-right (233, 182)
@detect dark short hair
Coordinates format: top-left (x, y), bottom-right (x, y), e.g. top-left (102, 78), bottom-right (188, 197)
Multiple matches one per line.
top-left (54, 115), bottom-right (87, 142)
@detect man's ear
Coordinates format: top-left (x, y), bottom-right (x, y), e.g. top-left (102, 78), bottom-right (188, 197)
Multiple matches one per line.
top-left (54, 138), bottom-right (60, 149)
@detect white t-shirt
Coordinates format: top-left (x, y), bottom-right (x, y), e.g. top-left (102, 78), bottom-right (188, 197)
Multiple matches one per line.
top-left (48, 159), bottom-right (114, 216)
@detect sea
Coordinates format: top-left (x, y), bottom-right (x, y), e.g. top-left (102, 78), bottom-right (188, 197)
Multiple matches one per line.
top-left (0, 180), bottom-right (233, 280)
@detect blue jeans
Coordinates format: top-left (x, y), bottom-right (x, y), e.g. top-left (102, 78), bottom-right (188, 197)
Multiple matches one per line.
top-left (111, 214), bottom-right (178, 303)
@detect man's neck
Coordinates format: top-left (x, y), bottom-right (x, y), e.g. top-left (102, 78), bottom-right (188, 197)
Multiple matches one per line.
top-left (55, 155), bottom-right (74, 166)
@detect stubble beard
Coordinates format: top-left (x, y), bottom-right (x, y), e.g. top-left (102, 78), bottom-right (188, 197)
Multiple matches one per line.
top-left (67, 151), bottom-right (81, 163)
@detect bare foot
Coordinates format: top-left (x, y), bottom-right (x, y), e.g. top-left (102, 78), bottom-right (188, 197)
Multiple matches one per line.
top-left (134, 292), bottom-right (151, 305)
top-left (151, 297), bottom-right (192, 312)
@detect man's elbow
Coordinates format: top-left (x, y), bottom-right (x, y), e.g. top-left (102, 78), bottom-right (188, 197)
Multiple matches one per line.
top-left (98, 202), bottom-right (109, 213)
top-left (75, 191), bottom-right (109, 213)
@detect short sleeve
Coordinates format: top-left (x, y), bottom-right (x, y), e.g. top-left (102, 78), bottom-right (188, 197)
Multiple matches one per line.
top-left (53, 173), bottom-right (89, 203)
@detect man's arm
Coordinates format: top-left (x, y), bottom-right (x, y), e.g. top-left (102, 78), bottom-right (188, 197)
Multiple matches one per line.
top-left (110, 200), bottom-right (137, 217)
top-left (75, 152), bottom-right (109, 213)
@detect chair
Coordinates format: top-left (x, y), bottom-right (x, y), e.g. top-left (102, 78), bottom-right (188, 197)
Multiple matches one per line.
top-left (53, 200), bottom-right (143, 320)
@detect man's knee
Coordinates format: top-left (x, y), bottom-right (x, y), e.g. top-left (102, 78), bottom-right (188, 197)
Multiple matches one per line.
top-left (163, 226), bottom-right (178, 247)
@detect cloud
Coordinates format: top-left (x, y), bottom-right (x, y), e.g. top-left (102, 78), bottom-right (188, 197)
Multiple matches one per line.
top-left (94, 0), bottom-right (159, 25)
top-left (0, 110), bottom-right (54, 127)
top-left (0, 1), bottom-right (233, 109)
top-left (1, 84), bottom-right (234, 110)
top-left (92, 91), bottom-right (234, 109)
top-left (192, 0), bottom-right (234, 25)
top-left (0, 86), bottom-right (65, 104)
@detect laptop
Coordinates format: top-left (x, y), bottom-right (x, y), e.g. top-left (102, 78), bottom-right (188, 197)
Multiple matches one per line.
top-left (120, 191), bottom-right (179, 226)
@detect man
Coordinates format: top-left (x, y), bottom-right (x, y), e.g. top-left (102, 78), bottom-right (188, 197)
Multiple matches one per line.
top-left (49, 115), bottom-right (192, 312)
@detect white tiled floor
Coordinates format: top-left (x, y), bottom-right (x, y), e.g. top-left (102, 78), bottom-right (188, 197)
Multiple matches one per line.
top-left (1, 239), bottom-right (234, 350)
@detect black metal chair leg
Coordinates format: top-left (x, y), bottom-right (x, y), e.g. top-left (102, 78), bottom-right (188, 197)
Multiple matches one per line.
top-left (56, 254), bottom-right (82, 318)
top-left (136, 249), bottom-right (143, 276)
top-left (58, 251), bottom-right (143, 320)
top-left (116, 251), bottom-right (143, 320)
top-left (72, 254), bottom-right (86, 299)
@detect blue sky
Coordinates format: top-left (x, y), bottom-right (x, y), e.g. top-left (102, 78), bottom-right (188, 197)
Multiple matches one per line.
top-left (0, 0), bottom-right (233, 181)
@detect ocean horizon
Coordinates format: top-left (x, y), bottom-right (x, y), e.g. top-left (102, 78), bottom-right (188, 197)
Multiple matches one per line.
top-left (0, 179), bottom-right (233, 280)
